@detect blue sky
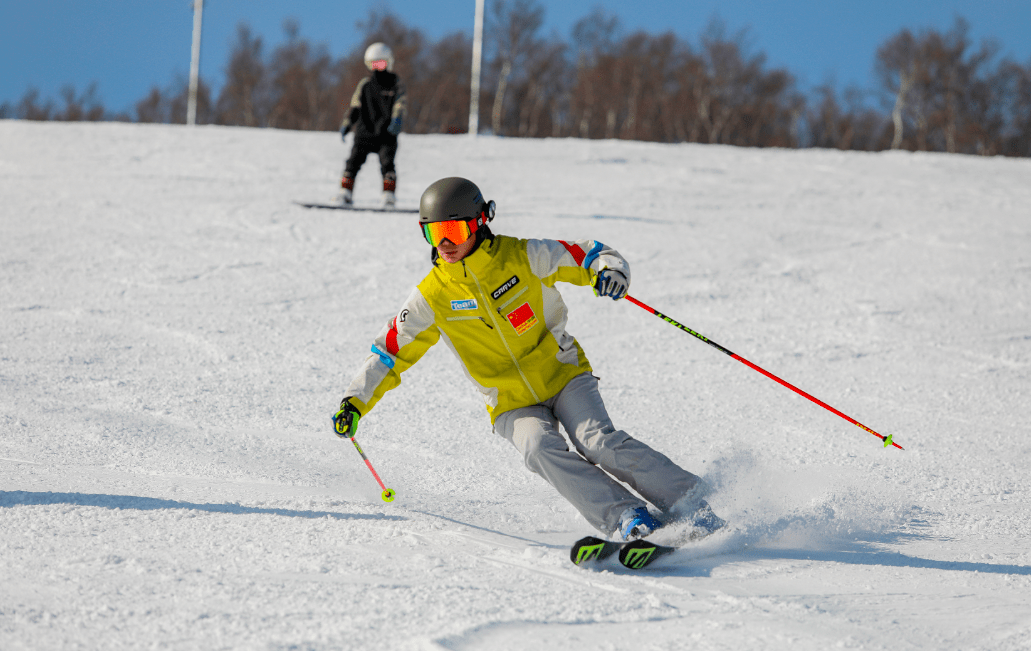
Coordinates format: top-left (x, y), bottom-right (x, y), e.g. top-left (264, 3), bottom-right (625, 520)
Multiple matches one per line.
top-left (2, 0), bottom-right (1029, 116)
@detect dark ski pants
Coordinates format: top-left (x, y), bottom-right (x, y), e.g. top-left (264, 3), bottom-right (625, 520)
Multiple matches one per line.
top-left (344, 136), bottom-right (398, 180)
top-left (493, 372), bottom-right (706, 535)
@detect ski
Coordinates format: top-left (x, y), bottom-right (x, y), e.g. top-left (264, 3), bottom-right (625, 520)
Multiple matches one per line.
top-left (293, 200), bottom-right (419, 213)
top-left (569, 536), bottom-right (675, 570)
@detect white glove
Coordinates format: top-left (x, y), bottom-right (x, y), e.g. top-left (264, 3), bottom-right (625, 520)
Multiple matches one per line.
top-left (593, 270), bottom-right (628, 300)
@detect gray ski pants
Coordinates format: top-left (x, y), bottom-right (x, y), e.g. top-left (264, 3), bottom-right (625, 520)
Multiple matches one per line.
top-left (493, 372), bottom-right (704, 534)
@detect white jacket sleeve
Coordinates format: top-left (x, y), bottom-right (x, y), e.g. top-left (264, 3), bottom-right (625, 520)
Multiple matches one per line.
top-left (524, 238), bottom-right (630, 288)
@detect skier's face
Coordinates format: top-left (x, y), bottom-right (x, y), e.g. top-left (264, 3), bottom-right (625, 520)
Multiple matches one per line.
top-left (436, 234), bottom-right (477, 263)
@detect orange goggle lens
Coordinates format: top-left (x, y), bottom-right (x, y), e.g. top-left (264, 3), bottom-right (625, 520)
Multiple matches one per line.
top-left (422, 219), bottom-right (475, 247)
top-left (370, 59), bottom-right (389, 71)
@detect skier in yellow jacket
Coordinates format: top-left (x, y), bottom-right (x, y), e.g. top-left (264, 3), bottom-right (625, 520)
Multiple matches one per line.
top-left (333, 177), bottom-right (724, 541)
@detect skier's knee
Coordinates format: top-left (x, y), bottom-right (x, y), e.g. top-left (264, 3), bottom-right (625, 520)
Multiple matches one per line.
top-left (580, 426), bottom-right (631, 455)
top-left (516, 429), bottom-right (564, 469)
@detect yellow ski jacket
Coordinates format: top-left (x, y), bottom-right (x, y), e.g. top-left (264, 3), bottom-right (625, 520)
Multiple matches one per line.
top-left (343, 234), bottom-right (630, 423)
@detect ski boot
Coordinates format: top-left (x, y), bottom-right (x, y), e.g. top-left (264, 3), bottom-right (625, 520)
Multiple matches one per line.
top-left (617, 506), bottom-right (663, 541)
top-left (382, 172), bottom-right (397, 208)
top-left (339, 175), bottom-right (354, 205)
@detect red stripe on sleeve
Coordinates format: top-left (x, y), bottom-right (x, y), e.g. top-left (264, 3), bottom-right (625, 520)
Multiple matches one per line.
top-left (558, 240), bottom-right (586, 266)
top-left (386, 317), bottom-right (400, 356)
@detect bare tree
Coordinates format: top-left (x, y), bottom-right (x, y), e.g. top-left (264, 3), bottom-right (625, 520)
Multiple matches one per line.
top-left (215, 24), bottom-right (269, 127)
top-left (876, 18), bottom-right (1006, 155)
top-left (411, 32), bottom-right (473, 133)
top-left (485, 0), bottom-right (545, 135)
top-left (135, 87), bottom-right (167, 123)
top-left (14, 88), bottom-right (54, 120)
top-left (55, 83), bottom-right (105, 121)
top-left (1000, 58), bottom-right (1031, 156)
top-left (265, 20), bottom-right (335, 130)
top-left (512, 37), bottom-right (567, 137)
top-left (7, 85), bottom-right (108, 121)
top-left (21, 8), bottom-right (1006, 157)
top-left (807, 84), bottom-right (883, 150)
top-left (570, 8), bottom-right (621, 139)
top-left (695, 21), bottom-right (766, 145)
top-left (877, 29), bottom-right (918, 149)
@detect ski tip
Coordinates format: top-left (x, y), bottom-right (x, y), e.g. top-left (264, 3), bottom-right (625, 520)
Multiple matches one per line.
top-left (570, 536), bottom-right (675, 569)
top-left (570, 536), bottom-right (609, 565)
top-left (618, 539), bottom-right (674, 570)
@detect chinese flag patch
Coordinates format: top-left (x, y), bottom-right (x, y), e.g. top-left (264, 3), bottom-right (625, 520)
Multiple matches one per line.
top-left (506, 302), bottom-right (538, 335)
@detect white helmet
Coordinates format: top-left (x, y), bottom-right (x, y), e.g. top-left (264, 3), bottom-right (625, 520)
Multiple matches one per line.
top-left (364, 42), bottom-right (395, 72)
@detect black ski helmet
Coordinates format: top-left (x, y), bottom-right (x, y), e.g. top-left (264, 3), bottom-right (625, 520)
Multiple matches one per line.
top-left (419, 177), bottom-right (495, 226)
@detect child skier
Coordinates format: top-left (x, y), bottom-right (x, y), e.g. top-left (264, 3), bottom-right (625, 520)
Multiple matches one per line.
top-left (338, 42), bottom-right (407, 208)
top-left (332, 177), bottom-right (725, 541)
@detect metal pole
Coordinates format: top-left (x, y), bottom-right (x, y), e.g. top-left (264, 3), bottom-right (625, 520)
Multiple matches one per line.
top-left (468, 0), bottom-right (485, 136)
top-left (624, 295), bottom-right (904, 450)
top-left (350, 437), bottom-right (396, 502)
top-left (187, 0), bottom-right (204, 126)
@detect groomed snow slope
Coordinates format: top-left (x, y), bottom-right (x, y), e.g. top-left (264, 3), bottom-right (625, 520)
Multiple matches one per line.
top-left (2, 120), bottom-right (1030, 650)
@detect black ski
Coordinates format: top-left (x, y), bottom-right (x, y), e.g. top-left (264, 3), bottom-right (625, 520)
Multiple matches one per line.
top-left (294, 201), bottom-right (418, 214)
top-left (570, 536), bottom-right (675, 570)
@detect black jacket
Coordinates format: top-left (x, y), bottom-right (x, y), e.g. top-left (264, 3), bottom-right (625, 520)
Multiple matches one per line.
top-left (342, 70), bottom-right (407, 141)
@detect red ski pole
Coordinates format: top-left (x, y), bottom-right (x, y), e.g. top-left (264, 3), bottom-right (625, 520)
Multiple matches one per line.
top-left (624, 295), bottom-right (903, 450)
top-left (350, 437), bottom-right (396, 502)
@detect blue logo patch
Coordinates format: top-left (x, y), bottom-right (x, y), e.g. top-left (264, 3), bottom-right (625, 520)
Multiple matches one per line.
top-left (451, 299), bottom-right (478, 311)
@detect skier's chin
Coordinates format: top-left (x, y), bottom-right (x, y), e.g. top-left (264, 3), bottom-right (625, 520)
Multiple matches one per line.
top-left (436, 234), bottom-right (476, 264)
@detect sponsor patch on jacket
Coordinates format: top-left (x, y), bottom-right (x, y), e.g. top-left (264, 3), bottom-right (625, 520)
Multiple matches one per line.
top-left (491, 275), bottom-right (520, 300)
top-left (506, 302), bottom-right (538, 335)
top-left (451, 299), bottom-right (478, 311)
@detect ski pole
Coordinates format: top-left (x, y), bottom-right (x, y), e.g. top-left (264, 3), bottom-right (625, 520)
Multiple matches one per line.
top-left (624, 294), bottom-right (903, 450)
top-left (350, 437), bottom-right (396, 502)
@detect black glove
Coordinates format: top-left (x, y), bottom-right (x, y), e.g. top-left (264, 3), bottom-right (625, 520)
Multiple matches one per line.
top-left (387, 116), bottom-right (403, 135)
top-left (332, 399), bottom-right (361, 438)
top-left (340, 123), bottom-right (351, 140)
top-left (593, 269), bottom-right (629, 300)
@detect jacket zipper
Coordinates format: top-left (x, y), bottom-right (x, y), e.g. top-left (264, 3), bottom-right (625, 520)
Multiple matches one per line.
top-left (466, 267), bottom-right (541, 403)
top-left (446, 315), bottom-right (493, 329)
top-left (495, 285), bottom-right (530, 314)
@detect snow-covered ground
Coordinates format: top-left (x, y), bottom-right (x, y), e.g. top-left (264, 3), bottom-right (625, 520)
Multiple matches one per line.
top-left (1, 120), bottom-right (1029, 650)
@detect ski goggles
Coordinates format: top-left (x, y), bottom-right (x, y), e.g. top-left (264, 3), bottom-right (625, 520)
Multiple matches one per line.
top-left (369, 59), bottom-right (389, 71)
top-left (421, 201), bottom-right (496, 247)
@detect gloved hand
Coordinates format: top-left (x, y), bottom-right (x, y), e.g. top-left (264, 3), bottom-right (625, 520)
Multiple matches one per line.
top-left (387, 116), bottom-right (403, 135)
top-left (593, 269), bottom-right (628, 300)
top-left (332, 399), bottom-right (361, 438)
top-left (340, 123), bottom-right (351, 140)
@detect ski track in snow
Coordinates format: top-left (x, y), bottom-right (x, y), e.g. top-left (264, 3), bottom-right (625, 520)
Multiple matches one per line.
top-left (2, 121), bottom-right (1030, 650)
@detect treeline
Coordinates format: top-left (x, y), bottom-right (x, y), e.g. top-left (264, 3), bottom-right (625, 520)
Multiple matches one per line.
top-left (4, 4), bottom-right (1030, 157)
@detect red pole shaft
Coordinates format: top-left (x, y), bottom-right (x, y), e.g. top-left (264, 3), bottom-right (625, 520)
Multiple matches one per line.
top-left (352, 437), bottom-right (389, 491)
top-left (624, 295), bottom-right (903, 450)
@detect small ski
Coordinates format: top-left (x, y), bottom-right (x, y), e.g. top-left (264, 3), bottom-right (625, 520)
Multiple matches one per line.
top-left (294, 201), bottom-right (418, 213)
top-left (570, 536), bottom-right (675, 570)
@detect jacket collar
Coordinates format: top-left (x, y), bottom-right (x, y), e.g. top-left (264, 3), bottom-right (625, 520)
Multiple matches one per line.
top-left (434, 236), bottom-right (498, 283)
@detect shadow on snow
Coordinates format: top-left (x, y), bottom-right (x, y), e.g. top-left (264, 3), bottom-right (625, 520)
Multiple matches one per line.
top-left (741, 546), bottom-right (1031, 576)
top-left (0, 490), bottom-right (405, 521)
top-left (652, 540), bottom-right (1031, 578)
